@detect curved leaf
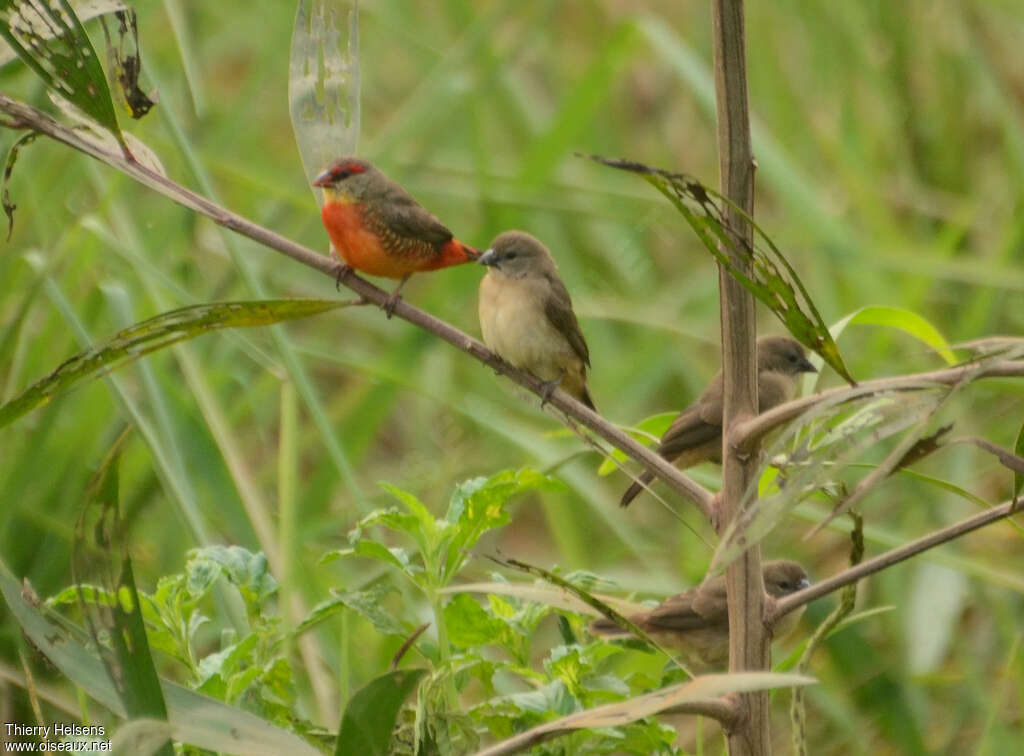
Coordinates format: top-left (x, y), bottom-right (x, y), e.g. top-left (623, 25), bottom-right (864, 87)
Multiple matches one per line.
top-left (587, 154), bottom-right (855, 384)
top-left (0, 299), bottom-right (347, 428)
top-left (0, 0), bottom-right (125, 148)
top-left (289, 0), bottom-right (360, 191)
top-left (335, 668), bottom-right (426, 756)
top-left (830, 305), bottom-right (956, 366)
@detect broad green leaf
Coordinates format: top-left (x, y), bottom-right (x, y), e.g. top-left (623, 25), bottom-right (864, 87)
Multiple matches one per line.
top-left (0, 0), bottom-right (125, 149)
top-left (335, 668), bottom-right (427, 756)
top-left (290, 0), bottom-right (360, 191)
top-left (475, 672), bottom-right (816, 756)
top-left (297, 583), bottom-right (408, 638)
top-left (0, 557), bottom-right (320, 756)
top-left (828, 305), bottom-right (956, 366)
top-left (586, 155), bottom-right (855, 385)
top-left (186, 546), bottom-right (277, 610)
top-left (597, 412), bottom-right (678, 476)
top-left (442, 469), bottom-right (564, 582)
top-left (714, 384), bottom-right (949, 571)
top-left (0, 299), bottom-right (346, 428)
top-left (444, 593), bottom-right (510, 649)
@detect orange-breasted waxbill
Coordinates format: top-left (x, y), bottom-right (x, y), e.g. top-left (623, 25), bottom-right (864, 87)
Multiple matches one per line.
top-left (313, 157), bottom-right (478, 314)
top-left (590, 560), bottom-right (809, 668)
top-left (619, 336), bottom-right (816, 507)
top-left (477, 231), bottom-right (596, 410)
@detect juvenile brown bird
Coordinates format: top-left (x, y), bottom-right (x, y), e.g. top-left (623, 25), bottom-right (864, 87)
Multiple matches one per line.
top-left (590, 560), bottom-right (810, 668)
top-left (619, 336), bottom-right (816, 507)
top-left (478, 231), bottom-right (596, 410)
top-left (313, 157), bottom-right (478, 315)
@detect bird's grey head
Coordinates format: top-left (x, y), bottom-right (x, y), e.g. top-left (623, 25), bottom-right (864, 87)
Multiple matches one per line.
top-left (757, 336), bottom-right (817, 376)
top-left (763, 560), bottom-right (811, 598)
top-left (312, 157), bottom-right (382, 203)
top-left (478, 230), bottom-right (557, 279)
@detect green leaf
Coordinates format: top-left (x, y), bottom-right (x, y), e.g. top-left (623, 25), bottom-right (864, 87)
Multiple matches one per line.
top-left (0, 299), bottom-right (347, 428)
top-left (335, 668), bottom-right (427, 756)
top-left (289, 0), bottom-right (361, 190)
top-left (596, 413), bottom-right (678, 476)
top-left (586, 155), bottom-right (855, 385)
top-left (829, 306), bottom-right (957, 366)
top-left (186, 546), bottom-right (277, 611)
top-left (0, 0), bottom-right (125, 148)
top-left (297, 583), bottom-right (408, 637)
top-left (442, 469), bottom-right (563, 582)
top-left (0, 557), bottom-right (320, 756)
top-left (444, 594), bottom-right (509, 649)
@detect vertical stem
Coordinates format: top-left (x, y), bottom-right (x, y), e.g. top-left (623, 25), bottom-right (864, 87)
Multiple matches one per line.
top-left (711, 1), bottom-right (769, 755)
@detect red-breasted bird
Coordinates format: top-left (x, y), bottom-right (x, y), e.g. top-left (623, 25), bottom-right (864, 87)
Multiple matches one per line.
top-left (590, 560), bottom-right (809, 668)
top-left (619, 336), bottom-right (816, 507)
top-left (478, 231), bottom-right (596, 410)
top-left (313, 157), bottom-right (478, 315)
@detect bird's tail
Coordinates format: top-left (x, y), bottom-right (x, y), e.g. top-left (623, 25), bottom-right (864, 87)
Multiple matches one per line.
top-left (619, 469), bottom-right (655, 508)
top-left (589, 617), bottom-right (631, 638)
top-left (580, 386), bottom-right (597, 412)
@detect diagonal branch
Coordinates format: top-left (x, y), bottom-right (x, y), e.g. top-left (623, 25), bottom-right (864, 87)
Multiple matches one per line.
top-left (768, 496), bottom-right (1023, 623)
top-left (0, 93), bottom-right (715, 520)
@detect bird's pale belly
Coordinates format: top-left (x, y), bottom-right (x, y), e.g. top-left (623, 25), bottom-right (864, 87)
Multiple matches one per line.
top-left (479, 279), bottom-right (573, 382)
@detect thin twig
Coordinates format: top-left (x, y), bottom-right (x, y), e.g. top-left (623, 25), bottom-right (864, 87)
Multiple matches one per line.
top-left (0, 93), bottom-right (715, 520)
top-left (769, 496), bottom-right (1023, 623)
top-left (734, 361), bottom-right (1024, 450)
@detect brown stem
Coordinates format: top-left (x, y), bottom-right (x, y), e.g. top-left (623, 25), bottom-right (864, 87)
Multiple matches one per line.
top-left (711, 1), bottom-right (769, 754)
top-left (0, 93), bottom-right (714, 520)
top-left (768, 497), bottom-right (1023, 623)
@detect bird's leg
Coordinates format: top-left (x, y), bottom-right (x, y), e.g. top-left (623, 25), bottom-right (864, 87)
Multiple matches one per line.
top-left (334, 262), bottom-right (353, 291)
top-left (383, 275), bottom-right (411, 319)
top-left (539, 370), bottom-right (566, 408)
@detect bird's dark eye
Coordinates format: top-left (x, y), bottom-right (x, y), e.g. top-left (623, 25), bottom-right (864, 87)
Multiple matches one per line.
top-left (505, 252), bottom-right (518, 260)
top-left (332, 169), bottom-right (352, 180)
top-left (788, 353), bottom-right (799, 362)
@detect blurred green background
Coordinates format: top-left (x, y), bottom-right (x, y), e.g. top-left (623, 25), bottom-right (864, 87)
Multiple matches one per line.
top-left (1, 0), bottom-right (1023, 753)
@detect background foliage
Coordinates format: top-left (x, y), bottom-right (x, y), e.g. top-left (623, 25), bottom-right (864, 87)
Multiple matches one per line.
top-left (1, 1), bottom-right (1023, 753)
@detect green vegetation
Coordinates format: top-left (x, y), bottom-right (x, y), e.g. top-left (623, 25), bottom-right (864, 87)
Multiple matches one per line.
top-left (1, 1), bottom-right (1023, 753)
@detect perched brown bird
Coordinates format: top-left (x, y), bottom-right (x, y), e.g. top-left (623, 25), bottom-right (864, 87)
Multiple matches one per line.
top-left (313, 157), bottom-right (478, 315)
top-left (590, 560), bottom-right (810, 668)
top-left (619, 336), bottom-right (816, 507)
top-left (478, 231), bottom-right (596, 410)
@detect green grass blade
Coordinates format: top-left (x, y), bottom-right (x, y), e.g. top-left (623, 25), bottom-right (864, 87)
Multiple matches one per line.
top-left (0, 299), bottom-right (346, 428)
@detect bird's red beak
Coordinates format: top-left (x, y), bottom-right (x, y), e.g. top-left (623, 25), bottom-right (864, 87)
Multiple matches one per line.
top-left (312, 169), bottom-right (332, 188)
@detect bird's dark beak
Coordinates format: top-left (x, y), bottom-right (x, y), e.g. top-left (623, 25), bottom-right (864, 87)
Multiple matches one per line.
top-left (312, 169), bottom-right (332, 188)
top-left (478, 248), bottom-right (497, 267)
top-left (798, 356), bottom-right (817, 373)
